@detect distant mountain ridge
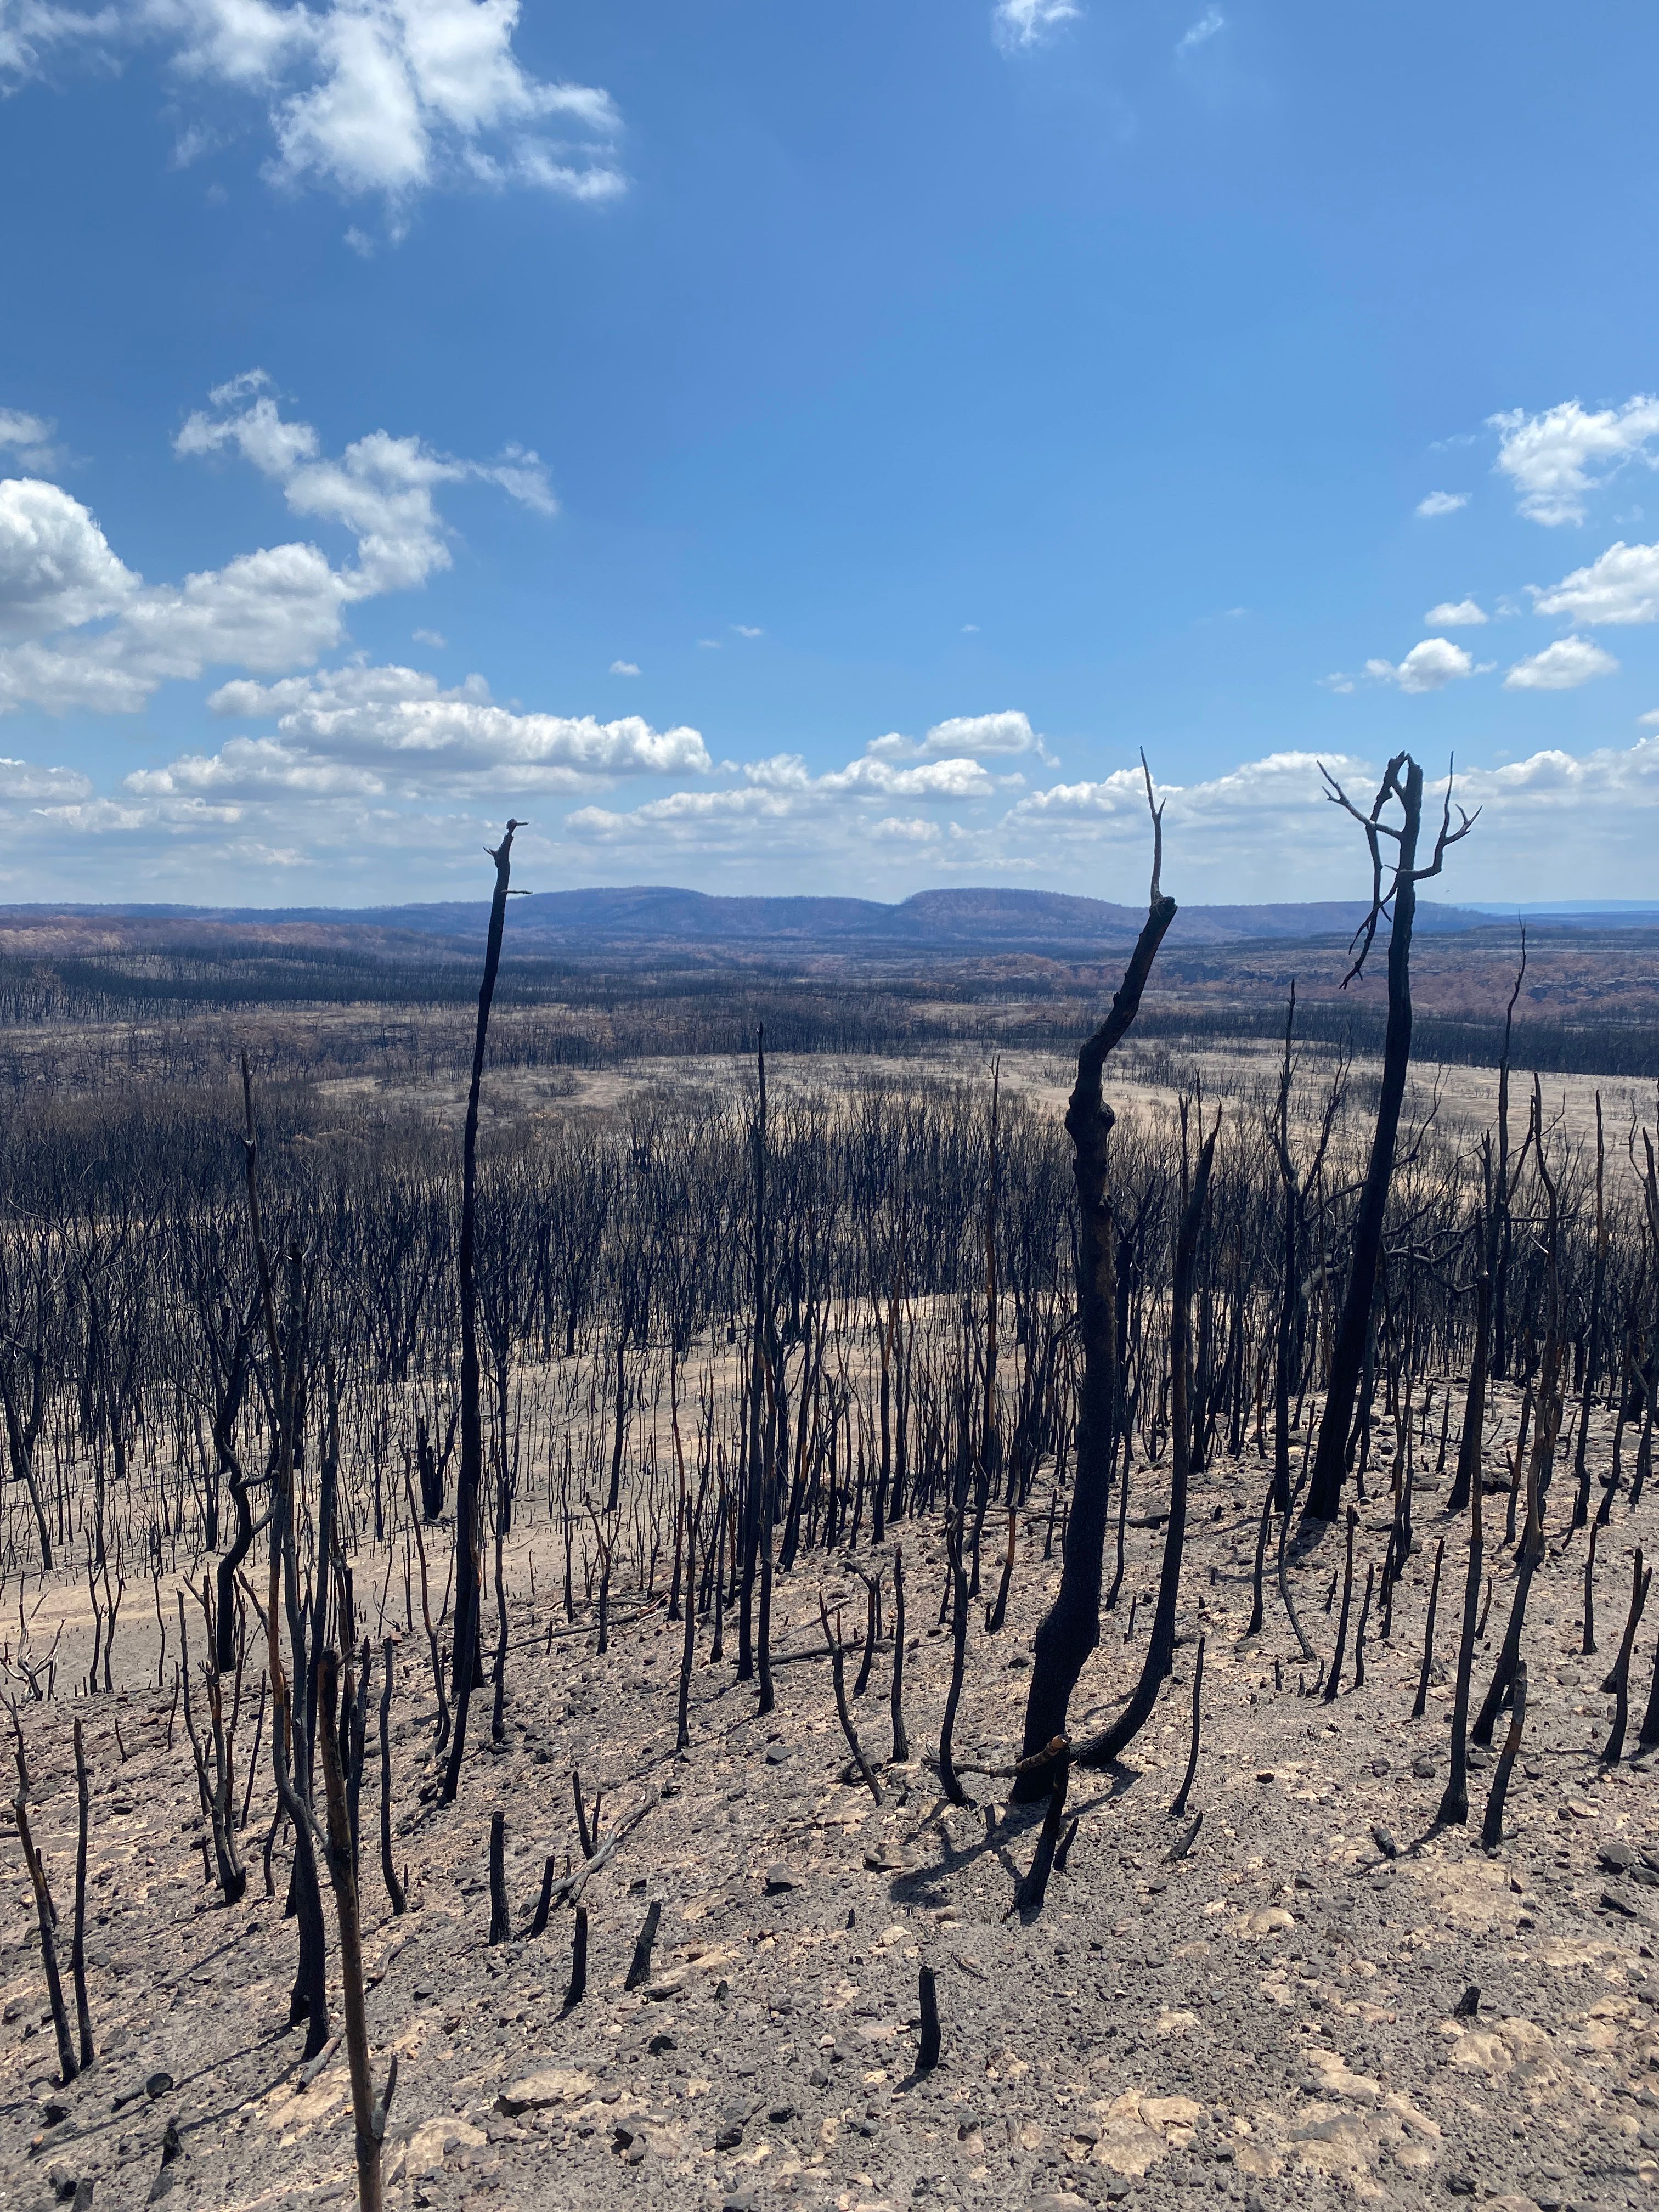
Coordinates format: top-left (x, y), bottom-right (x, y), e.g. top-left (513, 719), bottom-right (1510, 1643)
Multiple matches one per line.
top-left (0, 884), bottom-right (1654, 955)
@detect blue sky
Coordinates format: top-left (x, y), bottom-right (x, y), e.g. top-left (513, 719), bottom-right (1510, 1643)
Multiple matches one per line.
top-left (2, 0), bottom-right (1658, 906)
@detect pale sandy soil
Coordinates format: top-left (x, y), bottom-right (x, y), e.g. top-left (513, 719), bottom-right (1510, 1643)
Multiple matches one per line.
top-left (3, 1383), bottom-right (1658, 2212)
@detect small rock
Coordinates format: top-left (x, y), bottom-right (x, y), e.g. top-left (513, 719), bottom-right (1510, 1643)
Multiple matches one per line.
top-left (1412, 1754), bottom-right (1437, 1779)
top-left (1371, 1824), bottom-right (1400, 1860)
top-left (647, 2033), bottom-right (676, 2055)
top-left (145, 2073), bottom-right (174, 2102)
top-left (1448, 2177), bottom-right (1476, 2197)
top-left (1453, 1985), bottom-right (1480, 2018)
top-left (764, 1744), bottom-right (791, 1765)
top-left (809, 2068), bottom-right (830, 2089)
top-left (763, 1865), bottom-right (797, 1894)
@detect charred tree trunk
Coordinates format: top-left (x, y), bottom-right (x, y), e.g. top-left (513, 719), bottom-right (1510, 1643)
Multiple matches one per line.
top-left (443, 821), bottom-right (521, 1807)
top-left (1018, 772), bottom-right (1176, 1795)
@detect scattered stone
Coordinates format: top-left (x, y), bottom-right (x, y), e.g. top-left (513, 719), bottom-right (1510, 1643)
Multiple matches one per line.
top-left (144, 2073), bottom-right (173, 2102)
top-left (763, 1865), bottom-right (797, 1894)
top-left (1371, 1823), bottom-right (1399, 1859)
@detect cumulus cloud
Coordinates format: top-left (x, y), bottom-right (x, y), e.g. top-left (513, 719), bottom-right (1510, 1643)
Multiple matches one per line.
top-left (176, 370), bottom-right (555, 591)
top-left (1362, 637), bottom-right (1475, 693)
top-left (992, 0), bottom-right (1079, 50)
top-left (1424, 598), bottom-right (1487, 626)
top-left (2, 0), bottom-right (624, 212)
top-left (1415, 491), bottom-right (1468, 518)
top-left (1491, 396), bottom-right (1659, 526)
top-left (1530, 540), bottom-right (1659, 627)
top-left (0, 478), bottom-right (138, 642)
top-left (0, 377), bottom-right (551, 713)
top-left (863, 710), bottom-right (1052, 765)
top-left (609, 659), bottom-right (639, 676)
top-left (193, 661), bottom-right (711, 791)
top-left (568, 738), bottom-right (1003, 852)
top-left (1502, 635), bottom-right (1618, 691)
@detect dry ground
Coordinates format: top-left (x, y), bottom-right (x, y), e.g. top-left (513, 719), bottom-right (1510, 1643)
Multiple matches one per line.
top-left (3, 1392), bottom-right (1658, 2212)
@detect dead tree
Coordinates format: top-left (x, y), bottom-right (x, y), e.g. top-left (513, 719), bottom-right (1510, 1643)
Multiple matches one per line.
top-left (1302, 755), bottom-right (1476, 1528)
top-left (1017, 761), bottom-right (1177, 1795)
top-left (12, 1747), bottom-right (76, 2083)
top-left (318, 1650), bottom-right (398, 2212)
top-left (1013, 1743), bottom-right (1071, 1915)
top-left (936, 1513), bottom-right (970, 1804)
top-left (443, 821), bottom-right (524, 1806)
top-left (488, 1810), bottom-right (510, 1944)
top-left (821, 1595), bottom-right (882, 1803)
top-left (70, 1719), bottom-right (93, 2069)
top-left (1323, 1508), bottom-right (1359, 1703)
top-left (1075, 1120), bottom-right (1217, 1770)
top-left (1412, 1536), bottom-right (1444, 1721)
top-left (178, 1583), bottom-right (246, 1906)
top-left (377, 1640), bottom-right (406, 1915)
top-left (240, 1057), bottom-right (330, 2051)
top-left (890, 1544), bottom-right (910, 1763)
top-left (917, 1965), bottom-right (941, 2072)
top-left (1169, 1635), bottom-right (1205, 1818)
top-left (1603, 1550), bottom-right (1651, 1765)
top-left (1481, 1661), bottom-right (1526, 1850)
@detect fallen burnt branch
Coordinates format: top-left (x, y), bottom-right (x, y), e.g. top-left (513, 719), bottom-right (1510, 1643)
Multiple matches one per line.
top-left (546, 1788), bottom-right (660, 1912)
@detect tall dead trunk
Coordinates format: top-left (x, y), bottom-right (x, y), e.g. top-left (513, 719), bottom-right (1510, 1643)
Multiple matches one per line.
top-left (1017, 766), bottom-right (1177, 1792)
top-left (1303, 754), bottom-right (1475, 1528)
top-left (443, 820), bottom-right (522, 1807)
top-left (1073, 1124), bottom-right (1217, 1773)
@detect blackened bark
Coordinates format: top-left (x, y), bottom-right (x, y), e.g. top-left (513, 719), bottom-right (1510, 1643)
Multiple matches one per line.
top-left (1073, 1126), bottom-right (1217, 1773)
top-left (443, 821), bottom-right (521, 1807)
top-left (1017, 843), bottom-right (1178, 1788)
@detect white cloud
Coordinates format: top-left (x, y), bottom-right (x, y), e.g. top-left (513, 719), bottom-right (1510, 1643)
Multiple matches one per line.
top-left (731, 624), bottom-right (763, 639)
top-left (1490, 396), bottom-right (1659, 526)
top-left (8, 726), bottom-right (1659, 904)
top-left (1502, 635), bottom-right (1618, 691)
top-left (609, 659), bottom-right (639, 676)
top-left (864, 709), bottom-right (1052, 765)
top-left (1415, 491), bottom-right (1468, 518)
top-left (0, 756), bottom-right (93, 801)
top-left (1530, 539), bottom-right (1659, 627)
top-left (412, 625), bottom-right (445, 646)
top-left (568, 738), bottom-right (1003, 853)
top-left (0, 377), bottom-right (551, 713)
top-left (0, 407), bottom-right (59, 472)
top-left (176, 370), bottom-right (555, 591)
top-left (5, 0), bottom-right (625, 213)
top-left (195, 661), bottom-right (711, 791)
top-left (1424, 598), bottom-right (1487, 626)
top-left (1175, 7), bottom-right (1223, 54)
top-left (0, 477), bottom-right (138, 642)
top-left (1362, 637), bottom-right (1475, 693)
top-left (992, 0), bottom-right (1079, 50)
